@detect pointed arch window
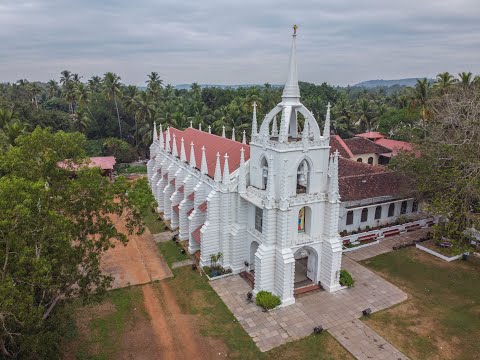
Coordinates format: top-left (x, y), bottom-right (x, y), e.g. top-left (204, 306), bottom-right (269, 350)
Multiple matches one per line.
top-left (400, 201), bottom-right (408, 214)
top-left (388, 203), bottom-right (395, 217)
top-left (374, 206), bottom-right (382, 220)
top-left (368, 157), bottom-right (374, 165)
top-left (361, 208), bottom-right (369, 222)
top-left (412, 200), bottom-right (418, 212)
top-left (260, 157), bottom-right (268, 190)
top-left (296, 159), bottom-right (310, 194)
top-left (346, 211), bottom-right (354, 225)
top-left (357, 158), bottom-right (363, 162)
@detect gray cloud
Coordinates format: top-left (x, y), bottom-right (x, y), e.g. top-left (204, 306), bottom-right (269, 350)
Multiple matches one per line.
top-left (1, 0), bottom-right (479, 86)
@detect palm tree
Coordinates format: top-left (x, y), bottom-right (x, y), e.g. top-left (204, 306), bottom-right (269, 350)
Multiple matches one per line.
top-left (72, 73), bottom-right (82, 83)
top-left (434, 72), bottom-right (456, 94)
top-left (103, 72), bottom-right (123, 138)
top-left (88, 76), bottom-right (102, 93)
top-left (27, 82), bottom-right (42, 110)
top-left (63, 81), bottom-right (77, 114)
top-left (135, 91), bottom-right (155, 146)
top-left (411, 78), bottom-right (431, 136)
top-left (332, 96), bottom-right (356, 137)
top-left (60, 70), bottom-right (72, 86)
top-left (0, 108), bottom-right (20, 127)
top-left (354, 98), bottom-right (377, 132)
top-left (47, 80), bottom-right (59, 98)
top-left (76, 83), bottom-right (97, 126)
top-left (458, 72), bottom-right (473, 88)
top-left (1, 120), bottom-right (27, 146)
top-left (70, 111), bottom-right (90, 133)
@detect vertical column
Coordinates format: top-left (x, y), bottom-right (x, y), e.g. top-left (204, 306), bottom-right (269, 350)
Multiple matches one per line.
top-left (253, 209), bottom-right (277, 294)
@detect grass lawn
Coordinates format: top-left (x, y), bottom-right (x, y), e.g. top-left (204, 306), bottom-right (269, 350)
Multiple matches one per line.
top-left (361, 248), bottom-right (480, 360)
top-left (157, 240), bottom-right (190, 267)
top-left (116, 164), bottom-right (147, 175)
top-left (141, 208), bottom-right (165, 234)
top-left (66, 286), bottom-right (147, 360)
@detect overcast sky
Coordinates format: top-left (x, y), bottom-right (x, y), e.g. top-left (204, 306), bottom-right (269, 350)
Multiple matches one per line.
top-left (1, 0), bottom-right (479, 86)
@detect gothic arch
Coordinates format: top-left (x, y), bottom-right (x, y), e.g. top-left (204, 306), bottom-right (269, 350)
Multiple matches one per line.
top-left (293, 245), bottom-right (319, 285)
top-left (295, 156), bottom-right (313, 194)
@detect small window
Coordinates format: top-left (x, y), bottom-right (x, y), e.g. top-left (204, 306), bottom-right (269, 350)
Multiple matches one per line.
top-left (374, 206), bottom-right (382, 220)
top-left (357, 158), bottom-right (363, 162)
top-left (388, 203), bottom-right (395, 217)
top-left (346, 210), bottom-right (354, 225)
top-left (255, 207), bottom-right (263, 233)
top-left (400, 201), bottom-right (407, 214)
top-left (412, 200), bottom-right (418, 212)
top-left (361, 208), bottom-right (368, 222)
top-left (368, 157), bottom-right (374, 165)
top-left (298, 207), bottom-right (306, 233)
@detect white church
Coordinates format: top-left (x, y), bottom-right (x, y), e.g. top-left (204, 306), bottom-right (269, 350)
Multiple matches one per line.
top-left (147, 29), bottom-right (419, 306)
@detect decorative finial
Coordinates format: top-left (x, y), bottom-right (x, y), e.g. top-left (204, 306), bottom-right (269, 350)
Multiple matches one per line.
top-left (293, 24), bottom-right (298, 35)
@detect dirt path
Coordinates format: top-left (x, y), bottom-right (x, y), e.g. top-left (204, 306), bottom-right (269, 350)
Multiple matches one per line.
top-left (101, 213), bottom-right (172, 288)
top-left (142, 282), bottom-right (227, 360)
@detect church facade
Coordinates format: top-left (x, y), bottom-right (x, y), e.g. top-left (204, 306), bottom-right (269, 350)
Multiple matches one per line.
top-left (147, 31), bottom-right (417, 306)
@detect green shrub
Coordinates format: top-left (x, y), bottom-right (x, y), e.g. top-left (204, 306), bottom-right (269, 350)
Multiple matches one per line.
top-left (339, 269), bottom-right (355, 287)
top-left (255, 290), bottom-right (281, 310)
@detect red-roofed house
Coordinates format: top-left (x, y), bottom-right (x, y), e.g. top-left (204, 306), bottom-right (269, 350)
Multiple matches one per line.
top-left (59, 156), bottom-right (116, 180)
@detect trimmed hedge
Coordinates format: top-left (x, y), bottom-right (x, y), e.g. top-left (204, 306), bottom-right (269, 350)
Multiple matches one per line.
top-left (339, 269), bottom-right (355, 287)
top-left (256, 290), bottom-right (281, 310)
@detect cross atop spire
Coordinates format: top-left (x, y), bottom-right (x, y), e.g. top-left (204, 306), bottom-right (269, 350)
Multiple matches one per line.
top-left (282, 26), bottom-right (300, 102)
top-left (323, 102), bottom-right (332, 138)
top-left (189, 142), bottom-right (196, 168)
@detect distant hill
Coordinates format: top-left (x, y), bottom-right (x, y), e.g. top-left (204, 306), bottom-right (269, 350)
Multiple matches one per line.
top-left (353, 78), bottom-right (433, 88)
top-left (174, 84), bottom-right (282, 90)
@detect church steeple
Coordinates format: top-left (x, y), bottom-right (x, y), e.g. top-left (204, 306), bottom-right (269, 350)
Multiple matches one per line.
top-left (159, 124), bottom-right (164, 149)
top-left (323, 102), bottom-right (331, 138)
top-left (282, 25), bottom-right (300, 102)
top-left (153, 121), bottom-right (158, 142)
top-left (189, 142), bottom-right (196, 168)
top-left (251, 102), bottom-right (258, 137)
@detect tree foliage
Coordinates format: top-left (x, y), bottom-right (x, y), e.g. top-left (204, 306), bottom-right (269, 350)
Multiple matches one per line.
top-left (0, 128), bottom-right (143, 357)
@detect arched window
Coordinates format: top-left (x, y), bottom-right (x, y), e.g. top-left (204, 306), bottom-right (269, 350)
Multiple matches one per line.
top-left (346, 211), bottom-right (354, 225)
top-left (296, 159), bottom-right (310, 194)
top-left (368, 157), bottom-right (374, 165)
top-left (374, 206), bottom-right (382, 220)
top-left (260, 157), bottom-right (268, 190)
top-left (361, 208), bottom-right (368, 222)
top-left (388, 203), bottom-right (395, 217)
top-left (400, 201), bottom-right (407, 214)
top-left (412, 200), bottom-right (418, 212)
top-left (357, 158), bottom-right (363, 162)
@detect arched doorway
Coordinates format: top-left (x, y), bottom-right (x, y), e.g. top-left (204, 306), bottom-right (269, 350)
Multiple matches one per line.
top-left (250, 241), bottom-right (259, 272)
top-left (293, 247), bottom-right (318, 289)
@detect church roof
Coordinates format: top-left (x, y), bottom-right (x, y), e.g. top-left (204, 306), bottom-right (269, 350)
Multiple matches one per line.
top-left (338, 158), bottom-right (411, 201)
top-left (343, 137), bottom-right (392, 155)
top-left (374, 138), bottom-right (413, 155)
top-left (162, 127), bottom-right (250, 179)
top-left (330, 135), bottom-right (354, 159)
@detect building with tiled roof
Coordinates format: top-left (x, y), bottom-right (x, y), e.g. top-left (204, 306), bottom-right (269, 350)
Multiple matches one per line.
top-left (147, 30), bottom-right (424, 307)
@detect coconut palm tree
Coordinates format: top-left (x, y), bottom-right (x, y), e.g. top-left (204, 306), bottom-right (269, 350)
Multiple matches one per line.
top-left (47, 80), bottom-right (59, 99)
top-left (135, 91), bottom-right (155, 146)
top-left (354, 98), bottom-right (377, 132)
top-left (60, 70), bottom-right (72, 86)
top-left (63, 81), bottom-right (76, 114)
top-left (103, 72), bottom-right (123, 138)
top-left (76, 83), bottom-right (97, 126)
top-left (88, 76), bottom-right (102, 93)
top-left (434, 72), bottom-right (456, 94)
top-left (1, 119), bottom-right (28, 146)
top-left (458, 72), bottom-right (473, 88)
top-left (27, 82), bottom-right (42, 110)
top-left (332, 96), bottom-right (356, 137)
top-left (0, 108), bottom-right (20, 127)
top-left (411, 78), bottom-right (431, 136)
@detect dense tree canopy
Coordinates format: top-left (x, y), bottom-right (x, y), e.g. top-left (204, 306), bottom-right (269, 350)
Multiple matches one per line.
top-left (0, 128), bottom-right (143, 358)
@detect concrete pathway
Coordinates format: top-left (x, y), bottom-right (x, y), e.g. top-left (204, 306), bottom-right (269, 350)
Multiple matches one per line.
top-left (210, 257), bottom-right (408, 352)
top-left (345, 228), bottom-right (430, 262)
top-left (330, 319), bottom-right (409, 360)
top-left (152, 230), bottom-right (178, 243)
top-left (171, 259), bottom-right (194, 269)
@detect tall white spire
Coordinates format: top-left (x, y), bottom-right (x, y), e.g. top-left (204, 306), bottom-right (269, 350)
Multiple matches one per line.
top-left (171, 134), bottom-right (178, 157)
top-left (200, 146), bottom-right (208, 174)
top-left (282, 25), bottom-right (300, 102)
top-left (159, 124), bottom-right (164, 149)
top-left (153, 120), bottom-right (158, 141)
top-left (302, 118), bottom-right (309, 149)
top-left (190, 120), bottom-right (193, 128)
top-left (238, 147), bottom-right (246, 193)
top-left (251, 102), bottom-right (258, 137)
top-left (272, 115), bottom-right (279, 137)
top-left (189, 142), bottom-right (196, 168)
top-left (208, 125), bottom-right (211, 134)
top-left (199, 123), bottom-right (202, 131)
top-left (180, 137), bottom-right (187, 162)
top-left (165, 128), bottom-right (171, 152)
top-left (222, 153), bottom-right (230, 185)
top-left (222, 125), bottom-right (226, 138)
top-left (328, 150), bottom-right (340, 202)
top-left (323, 102), bottom-right (331, 138)
top-left (242, 130), bottom-right (247, 144)
top-left (266, 156), bottom-right (275, 201)
top-left (214, 152), bottom-right (222, 182)
top-left (231, 127), bottom-right (235, 141)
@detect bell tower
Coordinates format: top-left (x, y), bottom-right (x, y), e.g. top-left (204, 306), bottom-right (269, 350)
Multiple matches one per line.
top-left (245, 27), bottom-right (343, 305)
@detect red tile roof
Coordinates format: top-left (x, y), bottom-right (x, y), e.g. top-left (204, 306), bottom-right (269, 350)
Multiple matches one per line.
top-left (330, 135), bottom-right (354, 158)
top-left (187, 208), bottom-right (194, 216)
top-left (178, 185), bottom-right (184, 193)
top-left (172, 204), bottom-right (179, 213)
top-left (374, 138), bottom-right (413, 156)
top-left (187, 192), bottom-right (195, 201)
top-left (58, 156), bottom-right (116, 171)
top-left (191, 224), bottom-right (203, 244)
top-left (338, 158), bottom-right (412, 201)
top-left (343, 137), bottom-right (392, 155)
top-left (355, 132), bottom-right (385, 140)
top-left (198, 201), bottom-right (208, 212)
top-left (163, 128), bottom-right (250, 178)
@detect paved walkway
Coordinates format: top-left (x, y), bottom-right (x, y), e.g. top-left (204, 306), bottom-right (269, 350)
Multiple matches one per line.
top-left (345, 228), bottom-right (430, 262)
top-left (152, 230), bottom-right (178, 243)
top-left (210, 257), bottom-right (408, 352)
top-left (171, 259), bottom-right (194, 269)
top-left (330, 319), bottom-right (409, 360)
